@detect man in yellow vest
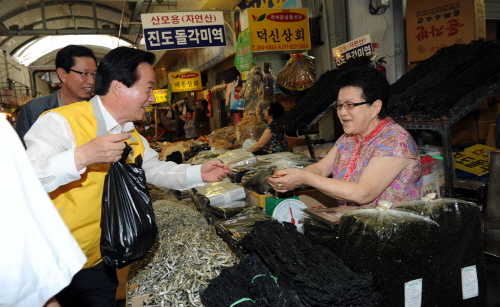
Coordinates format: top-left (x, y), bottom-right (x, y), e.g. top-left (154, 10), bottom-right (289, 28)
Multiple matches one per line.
top-left (24, 46), bottom-right (231, 307)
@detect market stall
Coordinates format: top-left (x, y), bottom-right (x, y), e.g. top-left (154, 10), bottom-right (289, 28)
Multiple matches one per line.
top-left (126, 40), bottom-right (500, 307)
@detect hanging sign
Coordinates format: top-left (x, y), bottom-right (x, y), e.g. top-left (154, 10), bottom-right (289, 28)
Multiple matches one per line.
top-left (234, 28), bottom-right (253, 73)
top-left (332, 34), bottom-right (373, 67)
top-left (153, 89), bottom-right (168, 104)
top-left (245, 8), bottom-right (311, 53)
top-left (169, 71), bottom-right (203, 92)
top-left (141, 11), bottom-right (227, 51)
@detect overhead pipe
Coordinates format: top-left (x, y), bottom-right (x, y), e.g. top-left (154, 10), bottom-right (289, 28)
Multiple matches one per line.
top-left (118, 0), bottom-right (127, 44)
top-left (134, 0), bottom-right (153, 46)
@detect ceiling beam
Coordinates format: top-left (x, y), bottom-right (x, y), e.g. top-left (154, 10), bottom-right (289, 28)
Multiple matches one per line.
top-left (0, 1), bottom-right (125, 24)
top-left (4, 28), bottom-right (130, 36)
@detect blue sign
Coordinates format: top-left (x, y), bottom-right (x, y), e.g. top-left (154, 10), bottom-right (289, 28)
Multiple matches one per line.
top-left (144, 25), bottom-right (226, 51)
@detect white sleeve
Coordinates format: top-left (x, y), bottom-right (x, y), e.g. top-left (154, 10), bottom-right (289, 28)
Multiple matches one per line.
top-left (25, 112), bottom-right (82, 193)
top-left (140, 134), bottom-right (206, 190)
top-left (0, 118), bottom-right (86, 307)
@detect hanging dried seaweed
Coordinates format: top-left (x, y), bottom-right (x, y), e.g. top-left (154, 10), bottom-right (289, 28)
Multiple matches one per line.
top-left (389, 40), bottom-right (500, 122)
top-left (272, 56), bottom-right (373, 132)
top-left (241, 220), bottom-right (380, 307)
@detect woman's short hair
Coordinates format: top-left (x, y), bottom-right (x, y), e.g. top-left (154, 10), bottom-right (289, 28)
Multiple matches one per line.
top-left (334, 66), bottom-right (390, 119)
top-left (267, 102), bottom-right (285, 119)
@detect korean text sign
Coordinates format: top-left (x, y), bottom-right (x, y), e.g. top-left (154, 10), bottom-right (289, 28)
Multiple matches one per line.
top-left (235, 28), bottom-right (252, 73)
top-left (141, 12), bottom-right (227, 51)
top-left (247, 8), bottom-right (311, 53)
top-left (153, 89), bottom-right (168, 104)
top-left (332, 34), bottom-right (373, 67)
top-left (169, 71), bottom-right (202, 92)
top-left (406, 0), bottom-right (485, 62)
top-left (453, 143), bottom-right (498, 176)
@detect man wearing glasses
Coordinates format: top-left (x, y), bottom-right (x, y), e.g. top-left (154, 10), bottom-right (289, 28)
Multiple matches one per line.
top-left (15, 45), bottom-right (97, 148)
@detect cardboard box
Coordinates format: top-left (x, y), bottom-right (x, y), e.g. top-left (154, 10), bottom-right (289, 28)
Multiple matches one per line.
top-left (245, 189), bottom-right (272, 208)
top-left (116, 266), bottom-right (130, 301)
top-left (286, 136), bottom-right (309, 150)
top-left (406, 0), bottom-right (486, 63)
top-left (486, 123), bottom-right (498, 148)
top-left (450, 113), bottom-right (478, 145)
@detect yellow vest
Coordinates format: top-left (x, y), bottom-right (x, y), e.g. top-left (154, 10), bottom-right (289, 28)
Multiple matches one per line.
top-left (49, 98), bottom-right (145, 268)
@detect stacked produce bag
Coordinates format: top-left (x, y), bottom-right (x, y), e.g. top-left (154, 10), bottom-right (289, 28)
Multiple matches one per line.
top-left (337, 198), bottom-right (486, 307)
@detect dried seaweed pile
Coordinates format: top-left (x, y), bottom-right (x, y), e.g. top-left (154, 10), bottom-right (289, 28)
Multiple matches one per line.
top-left (337, 207), bottom-right (440, 306)
top-left (389, 40), bottom-right (500, 122)
top-left (272, 56), bottom-right (373, 131)
top-left (201, 255), bottom-right (304, 307)
top-left (240, 221), bottom-right (380, 307)
top-left (393, 198), bottom-right (486, 306)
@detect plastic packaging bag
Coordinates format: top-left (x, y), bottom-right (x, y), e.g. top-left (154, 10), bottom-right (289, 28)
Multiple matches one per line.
top-left (338, 204), bottom-right (440, 306)
top-left (217, 148), bottom-right (257, 168)
top-left (195, 179), bottom-right (246, 206)
top-left (100, 144), bottom-right (158, 268)
top-left (393, 198), bottom-right (486, 306)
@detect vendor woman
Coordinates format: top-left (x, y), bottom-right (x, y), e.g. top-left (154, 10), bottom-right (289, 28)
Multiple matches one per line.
top-left (268, 66), bottom-right (422, 206)
top-left (247, 102), bottom-right (289, 154)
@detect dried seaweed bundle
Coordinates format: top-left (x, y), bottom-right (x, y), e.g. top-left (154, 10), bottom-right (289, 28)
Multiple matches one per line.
top-left (393, 198), bottom-right (486, 307)
top-left (389, 40), bottom-right (500, 122)
top-left (337, 207), bottom-right (440, 306)
top-left (241, 167), bottom-right (275, 195)
top-left (241, 220), bottom-right (380, 307)
top-left (201, 255), bottom-right (304, 307)
top-left (272, 56), bottom-right (373, 131)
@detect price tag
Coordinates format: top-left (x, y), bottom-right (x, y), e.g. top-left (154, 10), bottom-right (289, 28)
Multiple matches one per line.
top-left (404, 278), bottom-right (422, 307)
top-left (461, 265), bottom-right (479, 299)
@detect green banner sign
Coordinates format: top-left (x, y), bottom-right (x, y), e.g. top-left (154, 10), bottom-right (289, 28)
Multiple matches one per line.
top-left (234, 28), bottom-right (252, 73)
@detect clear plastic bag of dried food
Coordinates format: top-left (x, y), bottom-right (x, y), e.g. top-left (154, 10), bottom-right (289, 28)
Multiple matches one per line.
top-left (241, 167), bottom-right (275, 195)
top-left (392, 198), bottom-right (486, 306)
top-left (236, 123), bottom-right (267, 145)
top-left (195, 180), bottom-right (246, 206)
top-left (209, 126), bottom-right (238, 149)
top-left (217, 148), bottom-right (257, 168)
top-left (101, 144), bottom-right (158, 268)
top-left (216, 206), bottom-right (272, 238)
top-left (187, 148), bottom-right (225, 165)
top-left (337, 203), bottom-right (440, 306)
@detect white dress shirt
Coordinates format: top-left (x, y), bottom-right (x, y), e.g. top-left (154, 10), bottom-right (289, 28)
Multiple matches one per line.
top-left (0, 118), bottom-right (86, 307)
top-left (24, 96), bottom-right (204, 193)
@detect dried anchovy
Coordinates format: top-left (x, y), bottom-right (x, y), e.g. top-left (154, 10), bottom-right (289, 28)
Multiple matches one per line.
top-left (128, 199), bottom-right (238, 306)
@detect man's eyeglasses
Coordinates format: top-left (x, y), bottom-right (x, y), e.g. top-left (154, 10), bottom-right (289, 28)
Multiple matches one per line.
top-left (335, 101), bottom-right (371, 110)
top-left (69, 69), bottom-right (97, 79)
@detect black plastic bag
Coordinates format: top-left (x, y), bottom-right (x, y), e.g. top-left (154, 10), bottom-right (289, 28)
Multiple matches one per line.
top-left (101, 144), bottom-right (158, 268)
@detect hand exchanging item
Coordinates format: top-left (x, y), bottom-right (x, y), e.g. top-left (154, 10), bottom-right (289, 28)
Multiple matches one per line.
top-left (267, 169), bottom-right (306, 192)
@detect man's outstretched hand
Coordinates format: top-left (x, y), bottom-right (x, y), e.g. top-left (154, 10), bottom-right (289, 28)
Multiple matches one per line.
top-left (200, 160), bottom-right (231, 182)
